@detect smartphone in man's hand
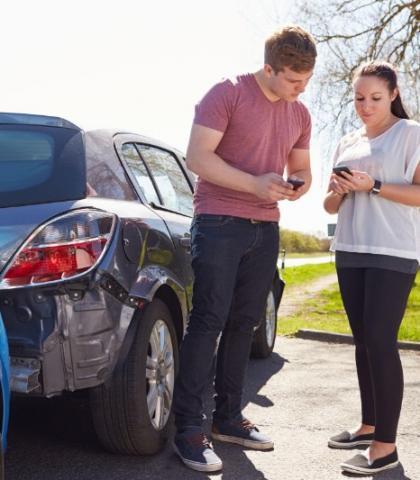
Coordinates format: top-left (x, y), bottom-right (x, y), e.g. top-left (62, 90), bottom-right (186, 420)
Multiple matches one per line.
top-left (287, 177), bottom-right (305, 190)
top-left (333, 166), bottom-right (353, 178)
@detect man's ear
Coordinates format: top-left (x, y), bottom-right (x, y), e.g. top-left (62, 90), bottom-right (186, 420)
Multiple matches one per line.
top-left (263, 64), bottom-right (274, 76)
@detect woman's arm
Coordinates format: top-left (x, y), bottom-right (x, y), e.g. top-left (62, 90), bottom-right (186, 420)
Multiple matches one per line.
top-left (324, 191), bottom-right (346, 214)
top-left (323, 174), bottom-right (351, 214)
top-left (338, 164), bottom-right (420, 207)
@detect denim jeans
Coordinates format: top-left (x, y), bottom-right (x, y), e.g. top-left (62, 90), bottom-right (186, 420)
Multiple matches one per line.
top-left (173, 214), bottom-right (279, 430)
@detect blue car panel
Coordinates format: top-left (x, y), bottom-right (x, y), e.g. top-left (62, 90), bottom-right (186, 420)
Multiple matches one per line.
top-left (0, 312), bottom-right (9, 450)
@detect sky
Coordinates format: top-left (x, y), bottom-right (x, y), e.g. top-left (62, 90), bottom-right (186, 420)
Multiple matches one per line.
top-left (1, 0), bottom-right (336, 236)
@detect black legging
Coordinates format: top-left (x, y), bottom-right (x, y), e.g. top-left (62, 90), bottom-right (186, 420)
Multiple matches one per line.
top-left (337, 267), bottom-right (416, 443)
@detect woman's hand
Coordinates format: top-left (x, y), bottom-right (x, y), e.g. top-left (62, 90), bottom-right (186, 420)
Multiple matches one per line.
top-left (329, 174), bottom-right (351, 196)
top-left (336, 170), bottom-right (375, 193)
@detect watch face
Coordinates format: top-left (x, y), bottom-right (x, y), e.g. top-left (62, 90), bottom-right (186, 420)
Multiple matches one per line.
top-left (371, 179), bottom-right (382, 194)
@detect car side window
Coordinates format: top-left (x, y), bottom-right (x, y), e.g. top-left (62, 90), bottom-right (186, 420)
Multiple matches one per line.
top-left (120, 143), bottom-right (160, 204)
top-left (137, 144), bottom-right (193, 216)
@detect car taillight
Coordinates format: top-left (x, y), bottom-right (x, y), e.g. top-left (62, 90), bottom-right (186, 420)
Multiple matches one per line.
top-left (0, 209), bottom-right (116, 288)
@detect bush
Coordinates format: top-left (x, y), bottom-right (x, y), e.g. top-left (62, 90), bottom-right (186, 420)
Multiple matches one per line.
top-left (280, 228), bottom-right (330, 253)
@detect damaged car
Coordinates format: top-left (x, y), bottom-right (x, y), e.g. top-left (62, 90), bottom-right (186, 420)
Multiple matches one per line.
top-left (0, 112), bottom-right (283, 455)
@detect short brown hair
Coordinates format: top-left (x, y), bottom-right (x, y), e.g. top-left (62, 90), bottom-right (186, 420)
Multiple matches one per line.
top-left (265, 25), bottom-right (317, 73)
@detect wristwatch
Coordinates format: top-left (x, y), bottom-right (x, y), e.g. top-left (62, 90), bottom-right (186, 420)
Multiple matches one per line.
top-left (370, 179), bottom-right (382, 195)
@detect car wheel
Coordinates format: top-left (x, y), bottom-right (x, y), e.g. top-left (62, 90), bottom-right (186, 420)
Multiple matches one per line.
top-left (251, 288), bottom-right (277, 359)
top-left (90, 299), bottom-right (178, 455)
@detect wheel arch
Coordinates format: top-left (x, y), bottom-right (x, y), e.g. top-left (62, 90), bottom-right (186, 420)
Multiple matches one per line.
top-left (110, 270), bottom-right (187, 378)
top-left (154, 284), bottom-right (184, 347)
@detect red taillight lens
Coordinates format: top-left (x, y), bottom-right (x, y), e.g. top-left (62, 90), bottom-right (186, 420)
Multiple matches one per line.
top-left (1, 210), bottom-right (115, 288)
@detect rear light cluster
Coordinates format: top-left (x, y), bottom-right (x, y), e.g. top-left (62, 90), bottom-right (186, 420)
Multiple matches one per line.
top-left (0, 209), bottom-right (116, 288)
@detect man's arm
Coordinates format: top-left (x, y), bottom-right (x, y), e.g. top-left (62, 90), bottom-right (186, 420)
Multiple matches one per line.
top-left (285, 148), bottom-right (312, 201)
top-left (186, 124), bottom-right (294, 202)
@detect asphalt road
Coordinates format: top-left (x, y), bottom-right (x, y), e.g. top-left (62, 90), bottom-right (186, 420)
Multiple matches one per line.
top-left (6, 337), bottom-right (420, 480)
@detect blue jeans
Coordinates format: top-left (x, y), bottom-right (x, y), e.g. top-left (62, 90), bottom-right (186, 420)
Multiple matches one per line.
top-left (173, 214), bottom-right (279, 430)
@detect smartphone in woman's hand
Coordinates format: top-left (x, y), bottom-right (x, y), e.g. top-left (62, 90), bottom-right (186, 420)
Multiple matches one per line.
top-left (333, 166), bottom-right (352, 178)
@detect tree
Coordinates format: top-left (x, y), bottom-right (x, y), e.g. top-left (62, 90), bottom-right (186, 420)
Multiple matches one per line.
top-left (280, 228), bottom-right (330, 253)
top-left (290, 0), bottom-right (420, 140)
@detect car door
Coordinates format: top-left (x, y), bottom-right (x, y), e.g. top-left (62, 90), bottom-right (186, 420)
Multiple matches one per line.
top-left (119, 141), bottom-right (194, 309)
top-left (135, 143), bottom-right (194, 304)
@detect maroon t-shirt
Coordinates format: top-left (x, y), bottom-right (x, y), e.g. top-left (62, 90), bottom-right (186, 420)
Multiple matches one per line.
top-left (193, 73), bottom-right (311, 222)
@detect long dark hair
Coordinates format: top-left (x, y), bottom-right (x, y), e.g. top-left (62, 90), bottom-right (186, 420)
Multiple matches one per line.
top-left (353, 60), bottom-right (410, 119)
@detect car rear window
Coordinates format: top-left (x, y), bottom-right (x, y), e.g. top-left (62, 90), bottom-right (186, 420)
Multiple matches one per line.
top-left (0, 125), bottom-right (86, 208)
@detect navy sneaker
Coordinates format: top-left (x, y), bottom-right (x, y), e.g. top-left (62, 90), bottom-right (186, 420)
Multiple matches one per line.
top-left (212, 418), bottom-right (274, 450)
top-left (173, 429), bottom-right (223, 472)
top-left (340, 449), bottom-right (399, 474)
top-left (328, 430), bottom-right (374, 449)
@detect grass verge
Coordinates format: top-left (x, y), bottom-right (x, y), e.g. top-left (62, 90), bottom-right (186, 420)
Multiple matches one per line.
top-left (284, 252), bottom-right (332, 259)
top-left (278, 274), bottom-right (420, 342)
top-left (281, 262), bottom-right (336, 288)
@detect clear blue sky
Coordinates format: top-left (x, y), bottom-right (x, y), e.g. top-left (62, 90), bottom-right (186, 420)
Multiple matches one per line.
top-left (1, 0), bottom-right (336, 235)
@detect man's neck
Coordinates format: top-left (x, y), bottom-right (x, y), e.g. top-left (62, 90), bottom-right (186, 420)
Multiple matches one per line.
top-left (253, 70), bottom-right (282, 102)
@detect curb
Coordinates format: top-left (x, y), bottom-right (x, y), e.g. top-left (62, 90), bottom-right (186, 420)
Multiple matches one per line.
top-left (294, 329), bottom-right (420, 352)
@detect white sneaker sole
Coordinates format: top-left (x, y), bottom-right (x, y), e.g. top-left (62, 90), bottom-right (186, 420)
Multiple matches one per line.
top-left (173, 443), bottom-right (223, 472)
top-left (340, 460), bottom-right (400, 474)
top-left (212, 432), bottom-right (274, 450)
top-left (328, 439), bottom-right (373, 449)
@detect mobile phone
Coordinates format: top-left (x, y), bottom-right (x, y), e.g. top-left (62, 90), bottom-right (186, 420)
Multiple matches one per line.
top-left (333, 166), bottom-right (353, 178)
top-left (287, 177), bottom-right (305, 190)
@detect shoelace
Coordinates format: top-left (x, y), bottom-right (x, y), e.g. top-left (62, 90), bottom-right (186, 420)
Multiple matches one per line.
top-left (240, 419), bottom-right (258, 431)
top-left (187, 433), bottom-right (212, 448)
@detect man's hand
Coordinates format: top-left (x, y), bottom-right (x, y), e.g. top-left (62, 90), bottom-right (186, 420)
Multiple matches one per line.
top-left (252, 173), bottom-right (294, 201)
top-left (286, 175), bottom-right (306, 201)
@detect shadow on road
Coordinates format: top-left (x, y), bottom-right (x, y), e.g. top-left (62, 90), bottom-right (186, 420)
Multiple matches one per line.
top-left (5, 353), bottom-right (287, 480)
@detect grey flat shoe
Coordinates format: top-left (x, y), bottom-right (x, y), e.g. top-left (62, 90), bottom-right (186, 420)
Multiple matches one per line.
top-left (328, 430), bottom-right (374, 449)
top-left (340, 449), bottom-right (399, 475)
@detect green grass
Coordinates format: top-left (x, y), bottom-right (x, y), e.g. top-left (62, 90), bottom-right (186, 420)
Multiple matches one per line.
top-left (278, 275), bottom-right (420, 342)
top-left (282, 262), bottom-right (336, 288)
top-left (399, 278), bottom-right (420, 341)
top-left (284, 252), bottom-right (332, 259)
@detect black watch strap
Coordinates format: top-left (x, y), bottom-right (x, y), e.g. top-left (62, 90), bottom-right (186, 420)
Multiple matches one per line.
top-left (370, 179), bottom-right (382, 195)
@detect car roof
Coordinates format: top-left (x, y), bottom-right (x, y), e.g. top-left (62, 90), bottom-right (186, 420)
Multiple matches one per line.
top-left (0, 112), bottom-right (81, 130)
top-left (0, 112), bottom-right (185, 156)
top-left (87, 129), bottom-right (185, 157)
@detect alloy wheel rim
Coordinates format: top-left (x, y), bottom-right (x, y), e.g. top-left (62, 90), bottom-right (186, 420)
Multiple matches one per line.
top-left (265, 291), bottom-right (276, 348)
top-left (145, 319), bottom-right (175, 430)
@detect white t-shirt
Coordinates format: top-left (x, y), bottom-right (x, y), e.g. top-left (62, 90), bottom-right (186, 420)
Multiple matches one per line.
top-left (331, 119), bottom-right (420, 261)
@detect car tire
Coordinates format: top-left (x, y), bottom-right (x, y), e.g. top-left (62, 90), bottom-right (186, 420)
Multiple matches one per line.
top-left (89, 299), bottom-right (179, 455)
top-left (251, 288), bottom-right (278, 359)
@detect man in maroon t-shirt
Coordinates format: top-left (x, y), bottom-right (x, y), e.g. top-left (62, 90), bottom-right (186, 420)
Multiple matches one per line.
top-left (173, 25), bottom-right (317, 472)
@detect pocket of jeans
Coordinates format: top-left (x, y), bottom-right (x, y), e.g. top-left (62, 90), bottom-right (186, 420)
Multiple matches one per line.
top-left (193, 214), bottom-right (232, 227)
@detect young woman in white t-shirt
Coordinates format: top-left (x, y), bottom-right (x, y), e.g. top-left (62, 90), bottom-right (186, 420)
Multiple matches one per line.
top-left (324, 60), bottom-right (420, 475)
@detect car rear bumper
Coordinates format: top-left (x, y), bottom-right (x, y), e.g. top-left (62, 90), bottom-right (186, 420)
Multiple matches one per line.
top-left (3, 277), bottom-right (138, 397)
